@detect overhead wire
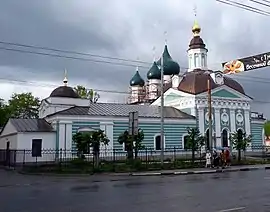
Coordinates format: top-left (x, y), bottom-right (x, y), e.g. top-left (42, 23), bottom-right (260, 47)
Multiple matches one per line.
top-left (216, 0), bottom-right (270, 16)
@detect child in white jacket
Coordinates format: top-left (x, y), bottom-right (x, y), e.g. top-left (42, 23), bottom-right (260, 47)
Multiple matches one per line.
top-left (205, 150), bottom-right (211, 168)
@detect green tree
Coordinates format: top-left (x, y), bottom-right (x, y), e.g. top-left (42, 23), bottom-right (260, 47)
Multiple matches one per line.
top-left (185, 127), bottom-right (205, 163)
top-left (264, 120), bottom-right (270, 140)
top-left (8, 92), bottom-right (40, 119)
top-left (72, 132), bottom-right (91, 159)
top-left (73, 130), bottom-right (109, 167)
top-left (230, 131), bottom-right (252, 162)
top-left (117, 129), bottom-right (145, 160)
top-left (89, 129), bottom-right (109, 168)
top-left (74, 85), bottom-right (100, 103)
top-left (0, 99), bottom-right (10, 127)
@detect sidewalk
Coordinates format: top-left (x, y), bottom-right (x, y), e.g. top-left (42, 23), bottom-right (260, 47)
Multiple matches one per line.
top-left (129, 164), bottom-right (270, 176)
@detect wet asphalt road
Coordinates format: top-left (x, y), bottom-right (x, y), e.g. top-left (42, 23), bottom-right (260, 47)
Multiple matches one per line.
top-left (1, 170), bottom-right (270, 212)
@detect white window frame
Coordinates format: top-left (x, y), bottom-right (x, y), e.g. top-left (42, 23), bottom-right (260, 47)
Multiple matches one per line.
top-left (153, 133), bottom-right (166, 150)
top-left (182, 133), bottom-right (189, 150)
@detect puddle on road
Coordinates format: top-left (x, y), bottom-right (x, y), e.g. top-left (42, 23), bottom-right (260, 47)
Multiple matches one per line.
top-left (70, 184), bottom-right (100, 193)
top-left (113, 180), bottom-right (166, 188)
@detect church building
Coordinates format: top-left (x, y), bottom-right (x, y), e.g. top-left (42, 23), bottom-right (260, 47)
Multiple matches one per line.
top-left (128, 21), bottom-right (265, 149)
top-left (0, 20), bottom-right (265, 163)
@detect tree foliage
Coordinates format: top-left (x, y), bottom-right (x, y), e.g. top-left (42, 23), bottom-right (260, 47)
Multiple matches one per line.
top-left (185, 127), bottom-right (205, 163)
top-left (8, 92), bottom-right (40, 119)
top-left (73, 130), bottom-right (109, 167)
top-left (0, 99), bottom-right (9, 127)
top-left (72, 132), bottom-right (91, 159)
top-left (118, 129), bottom-right (145, 159)
top-left (230, 130), bottom-right (252, 161)
top-left (264, 120), bottom-right (270, 139)
top-left (74, 85), bottom-right (100, 103)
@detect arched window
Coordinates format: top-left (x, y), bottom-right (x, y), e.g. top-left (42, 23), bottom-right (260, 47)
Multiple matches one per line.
top-left (155, 135), bottom-right (161, 150)
top-left (189, 55), bottom-right (192, 68)
top-left (222, 129), bottom-right (228, 147)
top-left (194, 53), bottom-right (199, 67)
top-left (201, 53), bottom-right (205, 67)
top-left (183, 135), bottom-right (190, 150)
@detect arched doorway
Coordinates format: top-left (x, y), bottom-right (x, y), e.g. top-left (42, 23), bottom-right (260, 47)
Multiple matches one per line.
top-left (205, 129), bottom-right (210, 150)
top-left (155, 135), bottom-right (161, 150)
top-left (222, 129), bottom-right (228, 147)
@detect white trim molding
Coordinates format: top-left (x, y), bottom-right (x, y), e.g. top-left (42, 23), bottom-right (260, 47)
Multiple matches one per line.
top-left (153, 133), bottom-right (166, 150)
top-left (182, 133), bottom-right (189, 149)
top-left (46, 115), bottom-right (196, 125)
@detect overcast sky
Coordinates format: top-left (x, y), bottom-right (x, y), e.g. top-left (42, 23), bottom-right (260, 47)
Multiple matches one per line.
top-left (0, 0), bottom-right (270, 113)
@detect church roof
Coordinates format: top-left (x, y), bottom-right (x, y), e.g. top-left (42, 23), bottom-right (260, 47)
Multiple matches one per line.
top-left (50, 86), bottom-right (80, 98)
top-left (189, 36), bottom-right (207, 50)
top-left (46, 103), bottom-right (195, 119)
top-left (177, 69), bottom-right (246, 95)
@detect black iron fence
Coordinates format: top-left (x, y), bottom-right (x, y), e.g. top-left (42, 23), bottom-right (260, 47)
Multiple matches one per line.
top-left (0, 145), bottom-right (269, 171)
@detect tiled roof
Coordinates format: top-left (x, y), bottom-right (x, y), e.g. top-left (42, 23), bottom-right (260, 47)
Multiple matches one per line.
top-left (10, 118), bottom-right (54, 132)
top-left (47, 103), bottom-right (195, 119)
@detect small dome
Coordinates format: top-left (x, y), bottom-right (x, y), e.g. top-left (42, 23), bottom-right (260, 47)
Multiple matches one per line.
top-left (50, 86), bottom-right (80, 98)
top-left (147, 62), bottom-right (161, 80)
top-left (157, 45), bottom-right (180, 75)
top-left (189, 36), bottom-right (207, 50)
top-left (130, 70), bottom-right (145, 86)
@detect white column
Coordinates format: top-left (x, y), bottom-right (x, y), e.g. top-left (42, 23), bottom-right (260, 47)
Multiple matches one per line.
top-left (59, 121), bottom-right (72, 150)
top-left (230, 109), bottom-right (236, 147)
top-left (100, 121), bottom-right (114, 156)
top-left (198, 108), bottom-right (204, 134)
top-left (215, 108), bottom-right (221, 147)
top-left (244, 110), bottom-right (251, 135)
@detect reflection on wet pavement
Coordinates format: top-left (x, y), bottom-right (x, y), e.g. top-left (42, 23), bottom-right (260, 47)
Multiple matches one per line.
top-left (1, 170), bottom-right (270, 211)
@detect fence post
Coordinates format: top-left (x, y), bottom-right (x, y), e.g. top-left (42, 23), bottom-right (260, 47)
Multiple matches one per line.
top-left (23, 150), bottom-right (25, 166)
top-left (145, 148), bottom-right (148, 169)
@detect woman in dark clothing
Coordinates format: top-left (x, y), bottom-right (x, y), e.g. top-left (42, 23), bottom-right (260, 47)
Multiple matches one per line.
top-left (213, 150), bottom-right (220, 168)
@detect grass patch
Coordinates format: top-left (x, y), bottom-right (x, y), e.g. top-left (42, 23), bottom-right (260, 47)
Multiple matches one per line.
top-left (20, 158), bottom-right (270, 175)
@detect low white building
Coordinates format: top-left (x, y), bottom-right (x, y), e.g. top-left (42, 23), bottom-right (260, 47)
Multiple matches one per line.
top-left (0, 119), bottom-right (56, 163)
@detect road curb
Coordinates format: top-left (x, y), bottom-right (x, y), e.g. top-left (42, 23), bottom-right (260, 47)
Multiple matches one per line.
top-left (130, 166), bottom-right (270, 176)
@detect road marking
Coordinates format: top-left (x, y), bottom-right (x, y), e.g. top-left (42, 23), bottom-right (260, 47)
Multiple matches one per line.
top-left (218, 207), bottom-right (246, 212)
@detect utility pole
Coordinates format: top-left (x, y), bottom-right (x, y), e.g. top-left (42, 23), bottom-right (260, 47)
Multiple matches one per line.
top-left (160, 54), bottom-right (164, 166)
top-left (207, 75), bottom-right (213, 161)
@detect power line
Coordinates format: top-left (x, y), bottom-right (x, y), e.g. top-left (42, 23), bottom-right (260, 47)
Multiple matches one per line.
top-left (216, 0), bottom-right (270, 16)
top-left (1, 75), bottom-right (270, 104)
top-left (0, 46), bottom-right (150, 69)
top-left (250, 0), bottom-right (270, 8)
top-left (0, 41), bottom-right (152, 65)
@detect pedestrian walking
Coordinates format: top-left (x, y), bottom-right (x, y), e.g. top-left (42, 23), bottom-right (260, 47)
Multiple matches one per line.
top-left (220, 150), bottom-right (226, 169)
top-left (225, 148), bottom-right (231, 167)
top-left (205, 150), bottom-right (211, 168)
top-left (212, 149), bottom-right (220, 168)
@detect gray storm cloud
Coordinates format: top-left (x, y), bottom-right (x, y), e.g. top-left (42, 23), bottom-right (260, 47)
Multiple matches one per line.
top-left (0, 0), bottom-right (270, 105)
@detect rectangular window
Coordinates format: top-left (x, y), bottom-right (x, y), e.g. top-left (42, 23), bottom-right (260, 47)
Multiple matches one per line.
top-left (32, 139), bottom-right (42, 157)
top-left (155, 135), bottom-right (161, 150)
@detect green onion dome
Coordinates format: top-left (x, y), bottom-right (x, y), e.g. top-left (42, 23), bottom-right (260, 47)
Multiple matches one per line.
top-left (147, 62), bottom-right (161, 80)
top-left (156, 45), bottom-right (180, 75)
top-left (130, 70), bottom-right (145, 86)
